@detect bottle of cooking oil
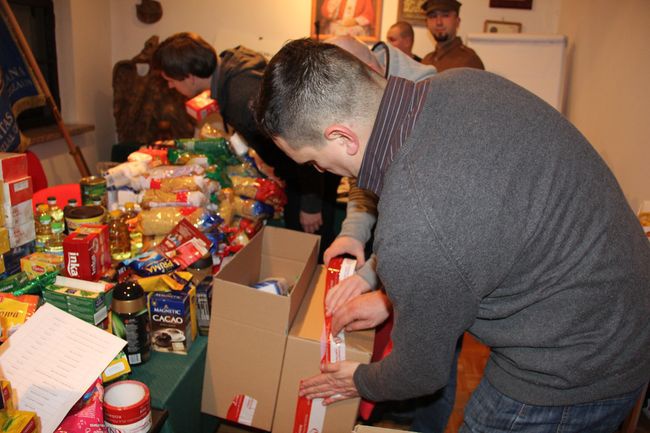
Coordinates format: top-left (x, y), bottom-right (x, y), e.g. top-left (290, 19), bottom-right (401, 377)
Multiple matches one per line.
top-left (63, 198), bottom-right (78, 234)
top-left (123, 202), bottom-right (143, 256)
top-left (91, 198), bottom-right (107, 224)
top-left (108, 210), bottom-right (131, 261)
top-left (34, 203), bottom-right (52, 252)
top-left (46, 197), bottom-right (64, 255)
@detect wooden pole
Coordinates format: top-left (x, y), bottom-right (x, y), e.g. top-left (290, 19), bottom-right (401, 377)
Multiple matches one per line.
top-left (1, 0), bottom-right (91, 177)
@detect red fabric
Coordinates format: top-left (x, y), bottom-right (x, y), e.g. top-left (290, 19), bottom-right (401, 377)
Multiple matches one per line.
top-left (358, 313), bottom-right (394, 420)
top-left (25, 150), bottom-right (48, 192)
top-left (32, 183), bottom-right (82, 212)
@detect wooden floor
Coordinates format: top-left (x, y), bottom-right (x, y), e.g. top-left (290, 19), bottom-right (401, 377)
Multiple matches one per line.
top-left (216, 332), bottom-right (650, 432)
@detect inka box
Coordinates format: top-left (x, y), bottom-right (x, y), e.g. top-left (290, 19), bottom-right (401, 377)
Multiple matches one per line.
top-left (271, 265), bottom-right (374, 433)
top-left (201, 226), bottom-right (319, 431)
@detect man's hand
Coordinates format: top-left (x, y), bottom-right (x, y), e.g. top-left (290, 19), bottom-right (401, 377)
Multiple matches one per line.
top-left (323, 236), bottom-right (366, 266)
top-left (331, 291), bottom-right (391, 336)
top-left (300, 211), bottom-right (323, 233)
top-left (325, 274), bottom-right (371, 317)
top-left (299, 361), bottom-right (361, 405)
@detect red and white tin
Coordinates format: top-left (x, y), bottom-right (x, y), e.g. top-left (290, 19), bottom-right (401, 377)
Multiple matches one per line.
top-left (103, 380), bottom-right (152, 433)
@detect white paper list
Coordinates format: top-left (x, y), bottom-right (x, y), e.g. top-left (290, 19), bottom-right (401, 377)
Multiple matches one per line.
top-left (0, 303), bottom-right (126, 433)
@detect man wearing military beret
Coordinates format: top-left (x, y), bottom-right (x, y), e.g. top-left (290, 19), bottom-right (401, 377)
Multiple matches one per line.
top-left (421, 0), bottom-right (484, 71)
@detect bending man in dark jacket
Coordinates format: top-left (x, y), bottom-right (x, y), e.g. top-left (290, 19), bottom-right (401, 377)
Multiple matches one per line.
top-left (152, 32), bottom-right (339, 251)
top-left (254, 38), bottom-right (650, 432)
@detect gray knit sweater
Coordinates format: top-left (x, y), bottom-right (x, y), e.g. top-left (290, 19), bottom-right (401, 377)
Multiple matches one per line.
top-left (354, 68), bottom-right (650, 405)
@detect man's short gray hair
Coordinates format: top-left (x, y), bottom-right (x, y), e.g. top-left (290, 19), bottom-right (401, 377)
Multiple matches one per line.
top-left (255, 38), bottom-right (383, 149)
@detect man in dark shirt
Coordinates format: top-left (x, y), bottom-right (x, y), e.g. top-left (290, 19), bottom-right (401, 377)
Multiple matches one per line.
top-left (152, 33), bottom-right (340, 255)
top-left (255, 38), bottom-right (650, 433)
top-left (421, 0), bottom-right (484, 71)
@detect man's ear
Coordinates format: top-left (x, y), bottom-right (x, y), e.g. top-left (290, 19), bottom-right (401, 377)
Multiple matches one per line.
top-left (324, 124), bottom-right (360, 156)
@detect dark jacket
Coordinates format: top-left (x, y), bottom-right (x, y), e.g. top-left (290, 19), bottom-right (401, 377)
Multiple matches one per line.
top-left (211, 46), bottom-right (324, 212)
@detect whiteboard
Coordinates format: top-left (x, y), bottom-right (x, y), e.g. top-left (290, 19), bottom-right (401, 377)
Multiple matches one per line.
top-left (466, 33), bottom-right (568, 113)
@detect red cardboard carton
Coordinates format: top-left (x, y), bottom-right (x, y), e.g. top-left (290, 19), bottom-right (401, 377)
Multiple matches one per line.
top-left (0, 153), bottom-right (28, 182)
top-left (63, 231), bottom-right (101, 281)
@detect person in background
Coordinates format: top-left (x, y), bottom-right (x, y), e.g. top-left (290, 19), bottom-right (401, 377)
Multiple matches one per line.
top-left (152, 32), bottom-right (339, 257)
top-left (421, 0), bottom-right (484, 71)
top-left (386, 21), bottom-right (422, 62)
top-left (255, 38), bottom-right (650, 433)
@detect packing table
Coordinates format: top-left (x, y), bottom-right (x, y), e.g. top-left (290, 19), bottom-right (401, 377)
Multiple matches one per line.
top-left (129, 335), bottom-right (220, 433)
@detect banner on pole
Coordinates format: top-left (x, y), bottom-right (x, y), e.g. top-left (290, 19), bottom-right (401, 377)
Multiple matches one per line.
top-left (0, 8), bottom-right (46, 152)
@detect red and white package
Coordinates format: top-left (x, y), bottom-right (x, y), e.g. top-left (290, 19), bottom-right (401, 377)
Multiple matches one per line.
top-left (185, 90), bottom-right (219, 122)
top-left (156, 218), bottom-right (211, 269)
top-left (63, 230), bottom-right (102, 281)
top-left (292, 257), bottom-right (356, 433)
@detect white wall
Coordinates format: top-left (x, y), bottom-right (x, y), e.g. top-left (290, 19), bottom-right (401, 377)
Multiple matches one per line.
top-left (30, 0), bottom-right (647, 211)
top-left (558, 0), bottom-right (650, 211)
top-left (29, 0), bottom-right (114, 185)
top-left (387, 0), bottom-right (562, 58)
top-left (108, 0), bottom-right (561, 63)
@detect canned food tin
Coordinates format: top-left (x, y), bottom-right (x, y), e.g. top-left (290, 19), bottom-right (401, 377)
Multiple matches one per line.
top-left (64, 205), bottom-right (105, 232)
top-left (80, 176), bottom-right (107, 206)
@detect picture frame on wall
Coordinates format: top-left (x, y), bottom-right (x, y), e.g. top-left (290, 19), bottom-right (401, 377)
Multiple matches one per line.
top-left (397, 0), bottom-right (425, 27)
top-left (489, 0), bottom-right (533, 9)
top-left (484, 20), bottom-right (522, 33)
top-left (311, 0), bottom-right (383, 42)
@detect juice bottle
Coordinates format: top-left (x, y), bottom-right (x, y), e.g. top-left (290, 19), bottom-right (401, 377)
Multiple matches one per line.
top-left (34, 203), bottom-right (52, 252)
top-left (46, 196), bottom-right (64, 254)
top-left (123, 202), bottom-right (143, 256)
top-left (108, 210), bottom-right (131, 261)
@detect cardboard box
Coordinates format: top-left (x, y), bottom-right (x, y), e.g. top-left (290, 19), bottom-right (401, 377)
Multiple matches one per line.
top-left (185, 90), bottom-right (218, 122)
top-left (7, 220), bottom-right (36, 248)
top-left (354, 426), bottom-right (410, 433)
top-left (272, 265), bottom-right (375, 433)
top-left (63, 230), bottom-right (102, 281)
top-left (0, 227), bottom-right (10, 255)
top-left (149, 291), bottom-right (194, 355)
top-left (20, 252), bottom-right (63, 279)
top-left (2, 200), bottom-right (34, 227)
top-left (0, 153), bottom-right (28, 182)
top-left (201, 226), bottom-right (320, 431)
top-left (0, 176), bottom-right (33, 207)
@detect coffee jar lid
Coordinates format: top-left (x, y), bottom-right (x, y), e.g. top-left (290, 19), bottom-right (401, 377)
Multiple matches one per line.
top-left (112, 281), bottom-right (146, 313)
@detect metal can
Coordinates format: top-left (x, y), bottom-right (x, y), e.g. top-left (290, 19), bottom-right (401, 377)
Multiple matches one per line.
top-left (80, 175), bottom-right (107, 206)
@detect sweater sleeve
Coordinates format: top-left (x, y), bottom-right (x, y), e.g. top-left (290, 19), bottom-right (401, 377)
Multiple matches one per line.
top-left (352, 160), bottom-right (479, 401)
top-left (338, 179), bottom-right (378, 243)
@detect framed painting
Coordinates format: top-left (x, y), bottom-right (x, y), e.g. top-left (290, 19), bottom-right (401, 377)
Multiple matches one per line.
top-left (489, 0), bottom-right (533, 9)
top-left (397, 0), bottom-right (425, 27)
top-left (311, 0), bottom-right (383, 42)
top-left (484, 20), bottom-right (522, 33)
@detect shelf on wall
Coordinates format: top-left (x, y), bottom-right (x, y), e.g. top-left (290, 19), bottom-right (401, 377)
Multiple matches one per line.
top-left (23, 123), bottom-right (95, 146)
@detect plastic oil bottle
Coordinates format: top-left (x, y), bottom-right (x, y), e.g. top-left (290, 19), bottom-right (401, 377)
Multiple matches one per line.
top-left (63, 198), bottom-right (78, 234)
top-left (123, 202), bottom-right (143, 256)
top-left (108, 210), bottom-right (131, 261)
top-left (46, 196), bottom-right (65, 255)
top-left (34, 203), bottom-right (52, 252)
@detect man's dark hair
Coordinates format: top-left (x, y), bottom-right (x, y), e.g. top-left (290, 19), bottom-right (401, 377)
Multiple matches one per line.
top-left (152, 32), bottom-right (217, 80)
top-left (255, 38), bottom-right (382, 149)
top-left (391, 21), bottom-right (415, 41)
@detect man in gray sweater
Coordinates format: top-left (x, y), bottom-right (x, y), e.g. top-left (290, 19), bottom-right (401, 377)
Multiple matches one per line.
top-left (254, 39), bottom-right (650, 432)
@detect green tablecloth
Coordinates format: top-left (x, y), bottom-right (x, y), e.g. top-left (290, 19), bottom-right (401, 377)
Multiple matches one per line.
top-left (129, 335), bottom-right (220, 433)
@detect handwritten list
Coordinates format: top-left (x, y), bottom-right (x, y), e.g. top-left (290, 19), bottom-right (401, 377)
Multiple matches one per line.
top-left (0, 303), bottom-right (126, 433)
